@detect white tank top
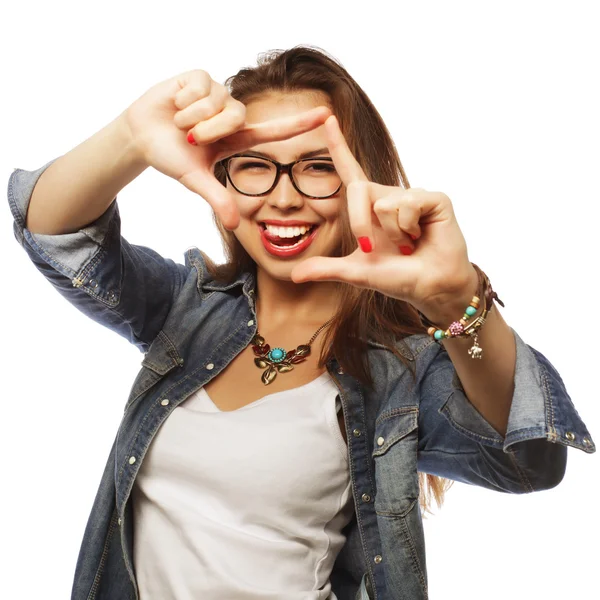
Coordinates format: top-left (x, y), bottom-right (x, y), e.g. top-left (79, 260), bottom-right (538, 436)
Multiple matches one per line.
top-left (132, 370), bottom-right (355, 600)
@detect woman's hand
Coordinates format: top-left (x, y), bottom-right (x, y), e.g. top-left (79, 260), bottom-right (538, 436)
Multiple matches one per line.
top-left (122, 70), bottom-right (330, 230)
top-left (291, 115), bottom-right (479, 321)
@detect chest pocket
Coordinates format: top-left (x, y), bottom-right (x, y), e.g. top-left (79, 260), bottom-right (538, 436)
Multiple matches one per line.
top-left (124, 330), bottom-right (184, 412)
top-left (372, 408), bottom-right (419, 517)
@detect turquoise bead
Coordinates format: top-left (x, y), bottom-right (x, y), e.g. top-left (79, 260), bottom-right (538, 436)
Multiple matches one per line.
top-left (465, 306), bottom-right (477, 317)
top-left (269, 348), bottom-right (286, 362)
top-left (434, 330), bottom-right (445, 340)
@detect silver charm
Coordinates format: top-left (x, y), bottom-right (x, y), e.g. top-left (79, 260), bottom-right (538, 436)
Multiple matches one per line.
top-left (468, 334), bottom-right (483, 359)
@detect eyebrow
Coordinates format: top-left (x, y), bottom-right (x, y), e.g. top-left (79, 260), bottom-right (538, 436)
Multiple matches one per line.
top-left (244, 147), bottom-right (331, 160)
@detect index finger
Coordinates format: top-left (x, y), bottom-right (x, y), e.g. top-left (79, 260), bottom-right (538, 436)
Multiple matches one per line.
top-left (323, 115), bottom-right (369, 185)
top-left (218, 106), bottom-right (332, 155)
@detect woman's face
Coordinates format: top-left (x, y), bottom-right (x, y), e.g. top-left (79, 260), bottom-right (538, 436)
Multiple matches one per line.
top-left (229, 91), bottom-right (344, 282)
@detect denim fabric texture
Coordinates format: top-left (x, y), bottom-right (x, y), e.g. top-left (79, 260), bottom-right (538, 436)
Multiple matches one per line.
top-left (8, 161), bottom-right (596, 600)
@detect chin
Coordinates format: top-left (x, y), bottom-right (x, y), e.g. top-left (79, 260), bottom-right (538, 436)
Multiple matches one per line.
top-left (259, 260), bottom-right (301, 281)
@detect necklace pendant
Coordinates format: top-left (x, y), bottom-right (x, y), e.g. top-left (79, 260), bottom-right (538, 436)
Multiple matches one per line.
top-left (262, 365), bottom-right (278, 385)
top-left (253, 327), bottom-right (326, 385)
top-left (267, 347), bottom-right (287, 363)
top-left (290, 344), bottom-right (311, 364)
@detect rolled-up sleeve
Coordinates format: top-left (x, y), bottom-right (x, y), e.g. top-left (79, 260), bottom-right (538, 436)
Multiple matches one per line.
top-left (8, 161), bottom-right (190, 352)
top-left (416, 330), bottom-right (595, 493)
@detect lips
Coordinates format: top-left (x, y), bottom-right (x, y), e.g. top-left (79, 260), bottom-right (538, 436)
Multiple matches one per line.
top-left (258, 223), bottom-right (319, 258)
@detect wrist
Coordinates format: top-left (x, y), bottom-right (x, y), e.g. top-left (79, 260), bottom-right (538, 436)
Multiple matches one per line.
top-left (417, 264), bottom-right (480, 327)
top-left (114, 111), bottom-right (149, 171)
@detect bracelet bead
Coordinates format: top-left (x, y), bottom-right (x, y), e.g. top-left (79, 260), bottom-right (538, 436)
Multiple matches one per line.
top-left (417, 263), bottom-right (502, 358)
top-left (449, 321), bottom-right (465, 336)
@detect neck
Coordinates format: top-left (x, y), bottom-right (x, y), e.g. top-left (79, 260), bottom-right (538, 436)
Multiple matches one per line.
top-left (254, 267), bottom-right (341, 330)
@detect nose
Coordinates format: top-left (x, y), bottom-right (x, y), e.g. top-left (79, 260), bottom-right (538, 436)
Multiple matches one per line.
top-left (265, 172), bottom-right (304, 210)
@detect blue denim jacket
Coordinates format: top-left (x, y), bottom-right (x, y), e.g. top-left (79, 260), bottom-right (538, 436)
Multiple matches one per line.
top-left (8, 162), bottom-right (596, 600)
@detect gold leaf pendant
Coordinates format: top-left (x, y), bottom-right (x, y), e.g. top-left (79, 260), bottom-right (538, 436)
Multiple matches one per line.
top-left (261, 365), bottom-right (278, 385)
top-left (252, 334), bottom-right (311, 385)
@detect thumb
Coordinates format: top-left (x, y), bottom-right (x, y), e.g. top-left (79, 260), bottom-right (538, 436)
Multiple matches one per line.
top-left (178, 169), bottom-right (240, 230)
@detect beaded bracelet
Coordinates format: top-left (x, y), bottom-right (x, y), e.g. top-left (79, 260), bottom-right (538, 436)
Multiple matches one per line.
top-left (417, 263), bottom-right (504, 359)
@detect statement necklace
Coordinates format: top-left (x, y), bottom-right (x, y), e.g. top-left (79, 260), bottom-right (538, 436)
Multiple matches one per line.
top-left (252, 317), bottom-right (335, 385)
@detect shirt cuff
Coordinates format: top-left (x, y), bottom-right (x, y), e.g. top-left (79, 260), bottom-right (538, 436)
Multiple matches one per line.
top-left (8, 161), bottom-right (118, 281)
top-left (439, 328), bottom-right (596, 454)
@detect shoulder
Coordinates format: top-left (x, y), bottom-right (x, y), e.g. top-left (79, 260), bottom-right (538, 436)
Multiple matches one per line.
top-left (181, 246), bottom-right (254, 294)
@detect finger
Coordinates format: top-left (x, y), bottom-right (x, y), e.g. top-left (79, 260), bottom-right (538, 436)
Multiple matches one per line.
top-left (173, 70), bottom-right (212, 110)
top-left (371, 190), bottom-right (420, 253)
top-left (220, 106), bottom-right (331, 154)
top-left (291, 256), bottom-right (367, 286)
top-left (323, 115), bottom-right (368, 185)
top-left (391, 186), bottom-right (426, 240)
top-left (174, 82), bottom-right (229, 129)
top-left (347, 180), bottom-right (375, 253)
top-left (178, 169), bottom-right (240, 230)
top-left (187, 97), bottom-right (246, 145)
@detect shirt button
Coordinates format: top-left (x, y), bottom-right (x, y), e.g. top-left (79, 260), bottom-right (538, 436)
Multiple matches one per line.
top-left (374, 555), bottom-right (382, 564)
top-left (377, 436), bottom-right (385, 446)
top-left (361, 493), bottom-right (371, 503)
top-left (565, 431), bottom-right (576, 441)
top-left (206, 363), bottom-right (215, 370)
top-left (353, 429), bottom-right (362, 437)
top-left (161, 399), bottom-right (170, 406)
top-left (248, 320), bottom-right (254, 327)
top-left (337, 367), bottom-right (344, 375)
top-left (118, 518), bottom-right (122, 525)
top-left (129, 456), bottom-right (136, 465)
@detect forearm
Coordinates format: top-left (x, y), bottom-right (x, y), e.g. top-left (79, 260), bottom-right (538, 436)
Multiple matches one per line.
top-left (420, 266), bottom-right (516, 437)
top-left (26, 112), bottom-right (147, 235)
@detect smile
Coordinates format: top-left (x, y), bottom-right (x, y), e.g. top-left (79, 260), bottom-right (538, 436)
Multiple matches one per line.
top-left (258, 223), bottom-right (319, 258)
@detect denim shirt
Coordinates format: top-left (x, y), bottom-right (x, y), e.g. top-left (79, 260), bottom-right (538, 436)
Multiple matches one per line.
top-left (8, 162), bottom-right (596, 600)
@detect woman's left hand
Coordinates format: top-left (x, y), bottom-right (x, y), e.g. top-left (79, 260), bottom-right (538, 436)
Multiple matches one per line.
top-left (290, 115), bottom-right (479, 320)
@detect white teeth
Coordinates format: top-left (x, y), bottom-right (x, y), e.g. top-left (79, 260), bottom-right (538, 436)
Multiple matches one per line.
top-left (269, 228), bottom-right (313, 249)
top-left (264, 224), bottom-right (311, 237)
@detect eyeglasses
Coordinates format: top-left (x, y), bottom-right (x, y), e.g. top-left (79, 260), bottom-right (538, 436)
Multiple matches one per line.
top-left (220, 154), bottom-right (342, 199)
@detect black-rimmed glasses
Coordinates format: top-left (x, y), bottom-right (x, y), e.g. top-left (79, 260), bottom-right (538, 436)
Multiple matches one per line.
top-left (219, 154), bottom-right (342, 199)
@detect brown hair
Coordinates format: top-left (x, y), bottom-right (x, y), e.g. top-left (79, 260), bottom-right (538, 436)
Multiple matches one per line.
top-left (208, 45), bottom-right (452, 514)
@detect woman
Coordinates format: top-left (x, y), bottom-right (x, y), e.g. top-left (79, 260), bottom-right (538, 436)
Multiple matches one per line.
top-left (8, 46), bottom-right (595, 600)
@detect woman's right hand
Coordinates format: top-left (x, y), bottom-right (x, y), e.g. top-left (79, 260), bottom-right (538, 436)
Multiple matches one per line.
top-left (122, 70), bottom-right (331, 230)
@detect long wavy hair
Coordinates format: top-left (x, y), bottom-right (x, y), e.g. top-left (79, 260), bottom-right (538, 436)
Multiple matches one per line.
top-left (208, 45), bottom-right (453, 514)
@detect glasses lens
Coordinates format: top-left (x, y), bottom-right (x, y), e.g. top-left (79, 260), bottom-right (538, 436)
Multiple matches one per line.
top-left (292, 160), bottom-right (341, 198)
top-left (227, 157), bottom-right (277, 195)
top-left (227, 157), bottom-right (341, 197)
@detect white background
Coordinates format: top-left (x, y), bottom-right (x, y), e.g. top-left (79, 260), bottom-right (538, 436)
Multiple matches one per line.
top-left (1, 1), bottom-right (598, 598)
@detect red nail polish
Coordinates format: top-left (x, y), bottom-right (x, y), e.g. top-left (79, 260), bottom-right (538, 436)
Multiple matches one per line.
top-left (399, 246), bottom-right (413, 255)
top-left (358, 237), bottom-right (372, 253)
top-left (187, 132), bottom-right (197, 145)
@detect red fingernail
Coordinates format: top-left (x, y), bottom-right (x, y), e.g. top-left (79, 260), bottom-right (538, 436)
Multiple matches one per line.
top-left (187, 132), bottom-right (197, 145)
top-left (399, 246), bottom-right (413, 255)
top-left (358, 237), bottom-right (372, 253)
